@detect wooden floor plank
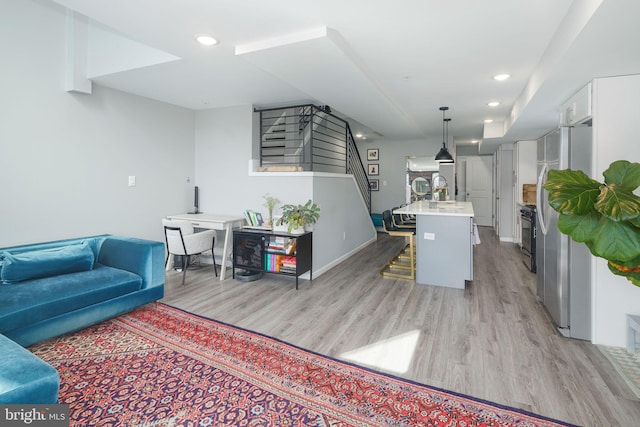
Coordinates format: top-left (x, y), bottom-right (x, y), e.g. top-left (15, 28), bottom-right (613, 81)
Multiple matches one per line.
top-left (162, 227), bottom-right (640, 426)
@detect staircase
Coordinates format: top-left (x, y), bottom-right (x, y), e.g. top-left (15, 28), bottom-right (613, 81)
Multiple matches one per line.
top-left (256, 104), bottom-right (371, 212)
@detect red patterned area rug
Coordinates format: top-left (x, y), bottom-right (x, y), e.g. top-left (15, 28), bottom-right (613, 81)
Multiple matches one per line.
top-left (30, 303), bottom-right (575, 427)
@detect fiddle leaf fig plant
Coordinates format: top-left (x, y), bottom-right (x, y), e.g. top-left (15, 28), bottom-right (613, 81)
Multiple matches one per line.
top-left (543, 160), bottom-right (640, 287)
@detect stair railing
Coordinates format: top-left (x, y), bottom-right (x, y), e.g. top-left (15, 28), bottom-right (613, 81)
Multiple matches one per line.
top-left (256, 104), bottom-right (371, 212)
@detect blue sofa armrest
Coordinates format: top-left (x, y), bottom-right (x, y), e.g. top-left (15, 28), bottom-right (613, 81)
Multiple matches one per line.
top-left (97, 236), bottom-right (165, 290)
top-left (0, 334), bottom-right (60, 404)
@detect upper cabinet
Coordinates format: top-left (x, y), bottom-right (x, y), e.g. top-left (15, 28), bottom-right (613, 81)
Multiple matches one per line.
top-left (560, 82), bottom-right (592, 126)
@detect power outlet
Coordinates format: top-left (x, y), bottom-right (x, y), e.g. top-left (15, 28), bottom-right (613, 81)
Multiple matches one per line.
top-left (424, 232), bottom-right (435, 240)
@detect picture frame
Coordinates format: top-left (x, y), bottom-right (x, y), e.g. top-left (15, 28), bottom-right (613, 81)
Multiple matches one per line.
top-left (369, 179), bottom-right (379, 191)
top-left (367, 148), bottom-right (379, 161)
top-left (368, 164), bottom-right (379, 176)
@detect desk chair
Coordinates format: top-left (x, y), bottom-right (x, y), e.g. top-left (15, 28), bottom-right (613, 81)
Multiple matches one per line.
top-left (380, 210), bottom-right (415, 280)
top-left (162, 219), bottom-right (217, 286)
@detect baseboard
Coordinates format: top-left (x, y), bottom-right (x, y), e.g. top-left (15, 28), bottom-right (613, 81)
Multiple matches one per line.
top-left (499, 237), bottom-right (515, 243)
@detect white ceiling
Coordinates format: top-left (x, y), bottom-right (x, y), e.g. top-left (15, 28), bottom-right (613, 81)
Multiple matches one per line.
top-left (52, 0), bottom-right (640, 153)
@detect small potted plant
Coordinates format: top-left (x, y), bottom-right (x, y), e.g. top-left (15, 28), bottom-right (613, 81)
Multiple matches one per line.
top-left (278, 200), bottom-right (321, 234)
top-left (543, 160), bottom-right (640, 287)
top-left (262, 193), bottom-right (280, 228)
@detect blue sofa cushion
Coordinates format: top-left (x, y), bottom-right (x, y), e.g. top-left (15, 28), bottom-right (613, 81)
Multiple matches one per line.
top-left (0, 264), bottom-right (142, 334)
top-left (1, 242), bottom-right (95, 285)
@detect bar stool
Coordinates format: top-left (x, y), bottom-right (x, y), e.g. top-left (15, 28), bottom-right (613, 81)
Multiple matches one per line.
top-left (380, 210), bottom-right (415, 280)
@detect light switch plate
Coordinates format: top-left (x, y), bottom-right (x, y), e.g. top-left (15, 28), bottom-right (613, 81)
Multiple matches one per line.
top-left (424, 232), bottom-right (435, 240)
top-left (128, 176), bottom-right (136, 187)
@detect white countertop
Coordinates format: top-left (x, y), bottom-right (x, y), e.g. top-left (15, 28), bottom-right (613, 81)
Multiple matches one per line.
top-left (394, 201), bottom-right (475, 217)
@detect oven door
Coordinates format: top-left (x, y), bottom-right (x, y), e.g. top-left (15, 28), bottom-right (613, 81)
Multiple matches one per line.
top-left (521, 215), bottom-right (532, 255)
top-left (521, 214), bottom-right (536, 272)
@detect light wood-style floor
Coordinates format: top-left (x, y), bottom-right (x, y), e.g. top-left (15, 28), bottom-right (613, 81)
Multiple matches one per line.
top-left (161, 227), bottom-right (640, 426)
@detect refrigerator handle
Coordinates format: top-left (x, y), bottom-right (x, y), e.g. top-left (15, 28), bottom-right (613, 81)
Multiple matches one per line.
top-left (537, 163), bottom-right (548, 236)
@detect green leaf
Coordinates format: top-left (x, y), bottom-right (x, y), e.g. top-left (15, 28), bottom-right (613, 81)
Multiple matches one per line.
top-left (613, 253), bottom-right (640, 270)
top-left (607, 260), bottom-right (640, 288)
top-left (595, 183), bottom-right (640, 222)
top-left (590, 217), bottom-right (640, 262)
top-left (557, 211), bottom-right (600, 242)
top-left (545, 168), bottom-right (599, 187)
top-left (603, 160), bottom-right (640, 191)
top-left (544, 169), bottom-right (601, 215)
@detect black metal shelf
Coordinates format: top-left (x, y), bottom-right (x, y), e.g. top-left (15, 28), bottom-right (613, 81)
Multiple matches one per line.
top-left (232, 229), bottom-right (312, 290)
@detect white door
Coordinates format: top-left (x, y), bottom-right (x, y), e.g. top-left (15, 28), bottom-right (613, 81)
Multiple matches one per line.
top-left (455, 158), bottom-right (467, 201)
top-left (465, 156), bottom-right (493, 226)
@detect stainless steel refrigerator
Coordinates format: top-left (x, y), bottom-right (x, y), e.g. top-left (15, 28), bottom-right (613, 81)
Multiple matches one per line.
top-left (536, 126), bottom-right (591, 340)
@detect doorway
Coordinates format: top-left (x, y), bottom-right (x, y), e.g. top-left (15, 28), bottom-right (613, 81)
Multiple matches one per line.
top-left (405, 156), bottom-right (439, 203)
top-left (464, 156), bottom-right (494, 227)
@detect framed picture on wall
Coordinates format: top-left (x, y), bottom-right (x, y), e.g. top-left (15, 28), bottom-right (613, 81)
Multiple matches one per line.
top-left (367, 149), bottom-right (379, 161)
top-left (369, 179), bottom-right (379, 191)
top-left (368, 164), bottom-right (379, 175)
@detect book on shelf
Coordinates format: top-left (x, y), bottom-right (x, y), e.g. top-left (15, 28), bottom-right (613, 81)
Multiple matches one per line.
top-left (266, 236), bottom-right (297, 254)
top-left (243, 210), bottom-right (270, 229)
top-left (265, 254), bottom-right (283, 272)
top-left (280, 256), bottom-right (296, 272)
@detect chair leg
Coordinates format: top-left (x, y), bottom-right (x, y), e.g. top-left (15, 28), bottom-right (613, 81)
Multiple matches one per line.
top-left (380, 233), bottom-right (415, 280)
top-left (181, 255), bottom-right (188, 286)
top-left (165, 252), bottom-right (170, 270)
top-left (212, 241), bottom-right (218, 278)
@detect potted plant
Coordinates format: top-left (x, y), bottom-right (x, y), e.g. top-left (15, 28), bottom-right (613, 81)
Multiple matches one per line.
top-left (543, 160), bottom-right (640, 287)
top-left (262, 193), bottom-right (280, 228)
top-left (278, 200), bottom-right (320, 234)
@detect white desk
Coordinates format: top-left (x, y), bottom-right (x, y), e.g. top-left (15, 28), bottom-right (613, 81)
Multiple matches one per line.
top-left (167, 213), bottom-right (246, 280)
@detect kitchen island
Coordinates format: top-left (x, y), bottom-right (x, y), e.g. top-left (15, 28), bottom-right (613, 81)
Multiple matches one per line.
top-left (395, 201), bottom-right (475, 289)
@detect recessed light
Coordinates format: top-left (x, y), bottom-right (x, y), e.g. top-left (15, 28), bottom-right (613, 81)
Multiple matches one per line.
top-left (493, 74), bottom-right (510, 81)
top-left (484, 119), bottom-right (494, 123)
top-left (194, 34), bottom-right (219, 46)
top-left (471, 140), bottom-right (479, 144)
top-left (355, 133), bottom-right (363, 138)
top-left (487, 101), bottom-right (500, 107)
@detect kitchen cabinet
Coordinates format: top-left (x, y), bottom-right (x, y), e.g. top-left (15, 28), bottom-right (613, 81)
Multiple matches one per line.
top-left (395, 202), bottom-right (474, 289)
top-left (560, 82), bottom-right (592, 126)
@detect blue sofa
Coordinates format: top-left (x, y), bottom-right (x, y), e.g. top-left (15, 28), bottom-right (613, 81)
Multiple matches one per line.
top-left (0, 234), bottom-right (165, 404)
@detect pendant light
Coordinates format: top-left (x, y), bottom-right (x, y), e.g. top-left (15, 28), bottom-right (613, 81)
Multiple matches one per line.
top-left (435, 106), bottom-right (454, 163)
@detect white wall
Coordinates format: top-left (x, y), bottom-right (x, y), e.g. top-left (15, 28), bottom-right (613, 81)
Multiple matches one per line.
top-left (194, 106), bottom-right (257, 214)
top-left (0, 0), bottom-right (195, 246)
top-left (356, 139), bottom-right (441, 213)
top-left (195, 106), bottom-right (317, 219)
top-left (312, 175), bottom-right (377, 274)
top-left (591, 75), bottom-right (640, 347)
